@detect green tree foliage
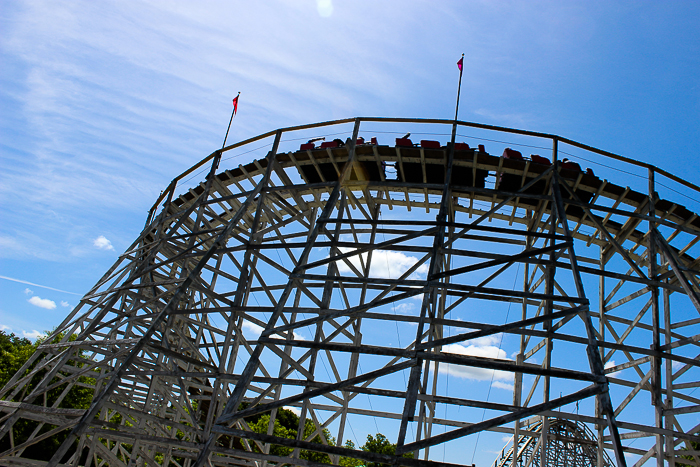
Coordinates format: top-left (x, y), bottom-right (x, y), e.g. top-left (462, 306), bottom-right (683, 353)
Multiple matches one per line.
top-left (339, 439), bottom-right (363, 467)
top-left (0, 330), bottom-right (95, 461)
top-left (361, 433), bottom-right (414, 467)
top-left (679, 441), bottom-right (700, 467)
top-left (245, 406), bottom-right (337, 462)
top-left (242, 407), bottom-right (412, 467)
top-left (0, 332), bottom-right (36, 387)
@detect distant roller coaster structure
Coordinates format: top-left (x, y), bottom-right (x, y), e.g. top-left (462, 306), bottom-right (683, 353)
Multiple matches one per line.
top-left (2, 117), bottom-right (700, 467)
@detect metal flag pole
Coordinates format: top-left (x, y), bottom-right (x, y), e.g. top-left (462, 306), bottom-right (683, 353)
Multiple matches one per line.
top-left (449, 53), bottom-right (465, 150)
top-left (222, 92), bottom-right (240, 150)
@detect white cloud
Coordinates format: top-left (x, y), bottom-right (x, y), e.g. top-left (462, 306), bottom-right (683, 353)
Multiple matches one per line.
top-left (23, 330), bottom-right (44, 340)
top-left (93, 235), bottom-right (114, 251)
top-left (316, 0), bottom-right (333, 17)
top-left (0, 275), bottom-right (79, 295)
top-left (467, 335), bottom-right (502, 347)
top-left (285, 406), bottom-right (301, 416)
top-left (394, 302), bottom-right (416, 314)
top-left (604, 360), bottom-right (621, 378)
top-left (336, 248), bottom-right (428, 280)
top-left (0, 324), bottom-right (11, 332)
top-left (28, 296), bottom-right (57, 309)
top-left (24, 288), bottom-right (33, 295)
top-left (438, 335), bottom-right (514, 390)
top-left (242, 321), bottom-right (264, 337)
top-left (242, 320), bottom-right (306, 341)
top-left (672, 361), bottom-right (684, 371)
top-left (60, 301), bottom-right (71, 308)
top-left (492, 381), bottom-right (514, 391)
top-left (501, 436), bottom-right (512, 444)
top-left (293, 331), bottom-right (306, 341)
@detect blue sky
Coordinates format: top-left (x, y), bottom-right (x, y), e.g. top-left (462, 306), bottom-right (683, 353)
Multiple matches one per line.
top-left (1, 0), bottom-right (699, 464)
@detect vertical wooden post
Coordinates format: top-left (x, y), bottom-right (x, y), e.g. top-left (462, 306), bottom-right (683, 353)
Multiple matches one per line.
top-left (664, 282), bottom-right (675, 467)
top-left (513, 231), bottom-right (531, 461)
top-left (597, 246), bottom-right (606, 467)
top-left (648, 167), bottom-right (664, 466)
top-left (541, 137), bottom-right (558, 466)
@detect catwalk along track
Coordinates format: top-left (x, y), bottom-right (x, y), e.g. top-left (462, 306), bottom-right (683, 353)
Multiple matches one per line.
top-left (2, 117), bottom-right (700, 467)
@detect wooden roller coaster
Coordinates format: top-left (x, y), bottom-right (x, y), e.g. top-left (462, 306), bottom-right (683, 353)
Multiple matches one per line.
top-left (1, 117), bottom-right (700, 467)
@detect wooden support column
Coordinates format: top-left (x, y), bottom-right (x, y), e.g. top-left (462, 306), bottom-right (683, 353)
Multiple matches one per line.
top-left (553, 153), bottom-right (627, 467)
top-left (513, 229), bottom-right (532, 461)
top-left (540, 137), bottom-right (559, 466)
top-left (293, 191), bottom-right (349, 463)
top-left (597, 246), bottom-right (606, 467)
top-left (204, 130), bottom-right (283, 442)
top-left (663, 282), bottom-right (675, 467)
top-left (648, 168), bottom-right (664, 467)
top-left (396, 119), bottom-right (459, 457)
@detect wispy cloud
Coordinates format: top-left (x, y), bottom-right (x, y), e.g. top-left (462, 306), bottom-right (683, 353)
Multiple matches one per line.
top-left (24, 288), bottom-right (33, 295)
top-left (293, 331), bottom-right (306, 341)
top-left (23, 330), bottom-right (44, 340)
top-left (0, 324), bottom-right (11, 332)
top-left (604, 360), bottom-right (622, 378)
top-left (438, 335), bottom-right (514, 390)
top-left (241, 320), bottom-right (304, 341)
top-left (316, 0), bottom-right (333, 17)
top-left (473, 108), bottom-right (534, 129)
top-left (336, 248), bottom-right (429, 280)
top-left (28, 296), bottom-right (57, 310)
top-left (492, 381), bottom-right (514, 391)
top-left (0, 275), bottom-right (80, 295)
top-left (394, 302), bottom-right (416, 314)
top-left (93, 235), bottom-right (114, 251)
top-left (242, 321), bottom-right (264, 337)
top-left (60, 301), bottom-right (71, 308)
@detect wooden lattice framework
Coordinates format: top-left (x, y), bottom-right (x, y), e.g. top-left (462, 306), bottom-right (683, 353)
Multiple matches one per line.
top-left (492, 418), bottom-right (614, 467)
top-left (2, 117), bottom-right (700, 467)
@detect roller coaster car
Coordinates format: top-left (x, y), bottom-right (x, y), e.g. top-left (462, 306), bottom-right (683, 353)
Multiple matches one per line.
top-left (552, 161), bottom-right (600, 218)
top-left (297, 142), bottom-right (385, 184)
top-left (452, 145), bottom-right (489, 189)
top-left (299, 161), bottom-right (340, 183)
top-left (530, 154), bottom-right (551, 166)
top-left (299, 160), bottom-right (385, 184)
top-left (420, 140), bottom-right (441, 149)
top-left (397, 141), bottom-right (488, 188)
top-left (445, 142), bottom-right (472, 152)
top-left (497, 150), bottom-right (553, 208)
top-left (396, 139), bottom-right (443, 184)
top-left (499, 148), bottom-right (534, 194)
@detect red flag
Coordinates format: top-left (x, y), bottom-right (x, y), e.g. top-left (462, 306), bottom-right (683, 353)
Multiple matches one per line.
top-left (232, 94), bottom-right (239, 116)
top-left (457, 57), bottom-right (463, 73)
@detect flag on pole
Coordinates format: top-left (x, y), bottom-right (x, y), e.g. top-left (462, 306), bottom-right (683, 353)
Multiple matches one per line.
top-left (232, 93), bottom-right (240, 116)
top-left (453, 54), bottom-right (465, 124)
top-left (222, 92), bottom-right (241, 149)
